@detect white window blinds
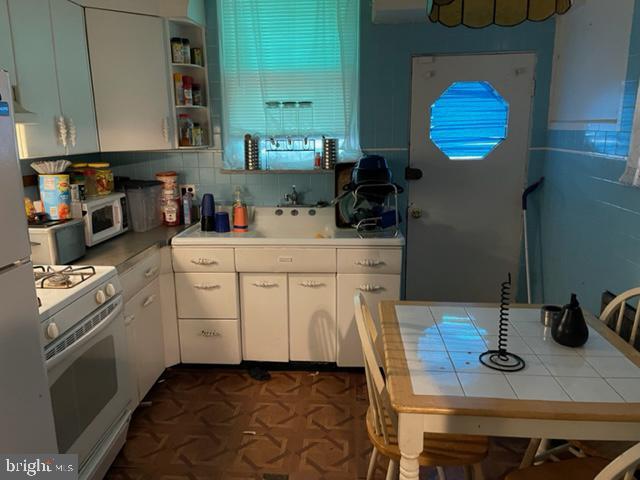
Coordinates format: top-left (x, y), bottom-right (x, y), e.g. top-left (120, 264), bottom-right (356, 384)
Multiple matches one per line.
top-left (217, 0), bottom-right (361, 169)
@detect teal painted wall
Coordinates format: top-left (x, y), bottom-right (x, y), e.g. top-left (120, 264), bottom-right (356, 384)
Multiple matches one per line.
top-left (98, 1), bottom-right (556, 209)
top-left (534, 1), bottom-right (640, 313)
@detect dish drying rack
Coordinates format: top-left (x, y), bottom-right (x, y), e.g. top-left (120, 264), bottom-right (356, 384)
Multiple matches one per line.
top-left (349, 182), bottom-right (401, 238)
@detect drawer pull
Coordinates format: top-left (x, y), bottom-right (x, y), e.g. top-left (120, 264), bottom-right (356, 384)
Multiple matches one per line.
top-left (252, 281), bottom-right (278, 288)
top-left (194, 283), bottom-right (221, 290)
top-left (299, 280), bottom-right (325, 288)
top-left (124, 314), bottom-right (135, 326)
top-left (191, 257), bottom-right (218, 266)
top-left (200, 329), bottom-right (221, 337)
top-left (358, 284), bottom-right (384, 292)
top-left (142, 294), bottom-right (156, 307)
top-left (354, 259), bottom-right (385, 267)
top-left (144, 266), bottom-right (158, 277)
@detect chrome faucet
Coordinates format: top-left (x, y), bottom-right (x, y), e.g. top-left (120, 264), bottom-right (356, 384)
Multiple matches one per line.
top-left (284, 185), bottom-right (300, 206)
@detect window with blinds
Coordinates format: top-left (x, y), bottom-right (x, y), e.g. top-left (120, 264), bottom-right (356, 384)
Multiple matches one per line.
top-left (217, 0), bottom-right (361, 169)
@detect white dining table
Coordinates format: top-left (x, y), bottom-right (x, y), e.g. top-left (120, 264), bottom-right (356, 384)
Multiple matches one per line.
top-left (379, 301), bottom-right (640, 480)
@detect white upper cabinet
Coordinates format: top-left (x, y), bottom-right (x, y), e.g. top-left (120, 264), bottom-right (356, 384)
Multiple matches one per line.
top-left (8, 0), bottom-right (65, 158)
top-left (50, 0), bottom-right (99, 154)
top-left (75, 0), bottom-right (205, 25)
top-left (86, 8), bottom-right (173, 151)
top-left (3, 0), bottom-right (98, 158)
top-left (548, 0), bottom-right (635, 130)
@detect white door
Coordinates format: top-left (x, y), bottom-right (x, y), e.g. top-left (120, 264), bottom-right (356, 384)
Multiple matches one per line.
top-left (85, 8), bottom-right (172, 151)
top-left (50, 0), bottom-right (99, 154)
top-left (289, 274), bottom-right (336, 362)
top-left (240, 273), bottom-right (289, 361)
top-left (406, 53), bottom-right (535, 302)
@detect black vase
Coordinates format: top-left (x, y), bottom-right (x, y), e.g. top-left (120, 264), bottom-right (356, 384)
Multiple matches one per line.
top-left (552, 293), bottom-right (589, 347)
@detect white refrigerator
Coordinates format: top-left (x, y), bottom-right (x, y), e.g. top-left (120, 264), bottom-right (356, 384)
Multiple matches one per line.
top-left (0, 70), bottom-right (57, 452)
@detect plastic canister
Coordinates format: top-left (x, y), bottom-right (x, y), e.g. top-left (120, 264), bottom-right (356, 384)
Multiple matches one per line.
top-left (38, 174), bottom-right (71, 220)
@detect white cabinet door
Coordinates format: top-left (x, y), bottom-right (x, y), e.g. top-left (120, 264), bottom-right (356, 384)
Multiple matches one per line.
top-left (336, 274), bottom-right (401, 367)
top-left (288, 274), bottom-right (336, 362)
top-left (129, 279), bottom-right (165, 400)
top-left (123, 301), bottom-right (140, 407)
top-left (8, 0), bottom-right (64, 158)
top-left (85, 8), bottom-right (172, 151)
top-left (240, 273), bottom-right (288, 361)
top-left (50, 0), bottom-right (98, 154)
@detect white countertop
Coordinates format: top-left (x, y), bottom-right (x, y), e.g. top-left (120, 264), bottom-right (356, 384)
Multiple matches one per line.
top-left (171, 206), bottom-right (405, 247)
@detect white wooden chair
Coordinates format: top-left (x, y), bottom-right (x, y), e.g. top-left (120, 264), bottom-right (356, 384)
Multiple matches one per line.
top-left (522, 288), bottom-right (640, 468)
top-left (354, 293), bottom-right (489, 480)
top-left (507, 442), bottom-right (640, 480)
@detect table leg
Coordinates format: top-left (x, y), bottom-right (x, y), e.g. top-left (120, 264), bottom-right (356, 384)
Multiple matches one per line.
top-left (398, 412), bottom-right (423, 480)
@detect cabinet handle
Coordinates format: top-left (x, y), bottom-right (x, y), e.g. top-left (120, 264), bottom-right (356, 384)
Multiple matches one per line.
top-left (357, 284), bottom-right (384, 292)
top-left (252, 281), bottom-right (278, 288)
top-left (194, 283), bottom-right (220, 290)
top-left (144, 266), bottom-right (158, 277)
top-left (142, 294), bottom-right (156, 307)
top-left (124, 314), bottom-right (135, 326)
top-left (299, 280), bottom-right (325, 288)
top-left (162, 116), bottom-right (169, 143)
top-left (66, 116), bottom-right (77, 147)
top-left (200, 329), bottom-right (221, 337)
top-left (191, 258), bottom-right (218, 265)
top-left (354, 259), bottom-right (384, 267)
top-left (56, 116), bottom-right (68, 148)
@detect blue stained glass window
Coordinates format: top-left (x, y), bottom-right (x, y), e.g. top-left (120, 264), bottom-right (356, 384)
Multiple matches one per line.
top-left (430, 81), bottom-right (509, 160)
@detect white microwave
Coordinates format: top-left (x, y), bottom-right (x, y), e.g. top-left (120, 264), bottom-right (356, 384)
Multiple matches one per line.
top-left (82, 193), bottom-right (129, 246)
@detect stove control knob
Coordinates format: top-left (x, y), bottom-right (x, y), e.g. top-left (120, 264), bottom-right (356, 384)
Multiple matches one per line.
top-left (46, 322), bottom-right (59, 340)
top-left (95, 289), bottom-right (106, 305)
top-left (105, 283), bottom-right (116, 298)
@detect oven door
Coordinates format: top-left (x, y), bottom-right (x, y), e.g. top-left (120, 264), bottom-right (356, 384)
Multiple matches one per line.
top-left (45, 295), bottom-right (131, 467)
top-left (84, 199), bottom-right (123, 246)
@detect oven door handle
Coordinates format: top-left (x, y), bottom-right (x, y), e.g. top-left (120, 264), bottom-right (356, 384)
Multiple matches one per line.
top-left (45, 297), bottom-right (123, 371)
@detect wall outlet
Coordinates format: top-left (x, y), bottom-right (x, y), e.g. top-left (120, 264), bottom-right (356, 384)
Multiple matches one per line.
top-left (180, 184), bottom-right (196, 198)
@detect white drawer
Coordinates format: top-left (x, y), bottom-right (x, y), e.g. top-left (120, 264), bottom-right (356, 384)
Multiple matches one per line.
top-left (337, 248), bottom-right (402, 274)
top-left (235, 248), bottom-right (336, 273)
top-left (121, 250), bottom-right (161, 302)
top-left (172, 247), bottom-right (235, 272)
top-left (175, 273), bottom-right (238, 319)
top-left (179, 319), bottom-right (241, 364)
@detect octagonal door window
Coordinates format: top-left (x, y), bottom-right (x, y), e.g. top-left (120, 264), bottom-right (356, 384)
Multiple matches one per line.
top-left (430, 81), bottom-right (509, 160)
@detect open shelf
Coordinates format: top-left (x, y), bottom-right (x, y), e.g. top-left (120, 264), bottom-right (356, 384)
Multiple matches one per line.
top-left (171, 62), bottom-right (205, 70)
top-left (221, 169), bottom-right (335, 174)
top-left (175, 105), bottom-right (208, 110)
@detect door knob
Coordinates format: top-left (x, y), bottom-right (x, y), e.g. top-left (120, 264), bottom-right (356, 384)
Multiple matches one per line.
top-left (409, 205), bottom-right (423, 219)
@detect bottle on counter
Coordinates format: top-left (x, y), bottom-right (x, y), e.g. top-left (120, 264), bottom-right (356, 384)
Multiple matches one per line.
top-left (232, 187), bottom-right (248, 233)
top-left (182, 190), bottom-right (193, 225)
top-left (163, 195), bottom-right (181, 226)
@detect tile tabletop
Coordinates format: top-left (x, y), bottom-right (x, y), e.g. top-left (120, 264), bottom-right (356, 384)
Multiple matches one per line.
top-left (390, 303), bottom-right (640, 405)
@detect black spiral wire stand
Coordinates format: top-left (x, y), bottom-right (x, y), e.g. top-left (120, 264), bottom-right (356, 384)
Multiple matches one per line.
top-left (478, 273), bottom-right (526, 372)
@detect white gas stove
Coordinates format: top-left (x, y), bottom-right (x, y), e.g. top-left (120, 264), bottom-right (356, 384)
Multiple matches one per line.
top-left (35, 265), bottom-right (122, 346)
top-left (34, 264), bottom-right (131, 480)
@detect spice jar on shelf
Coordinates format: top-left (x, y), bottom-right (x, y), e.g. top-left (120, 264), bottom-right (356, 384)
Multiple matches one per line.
top-left (192, 123), bottom-right (203, 146)
top-left (182, 76), bottom-right (193, 106)
top-left (191, 48), bottom-right (203, 66)
top-left (178, 114), bottom-right (194, 146)
top-left (192, 83), bottom-right (202, 106)
top-left (171, 37), bottom-right (184, 63)
top-left (181, 38), bottom-right (191, 64)
top-left (173, 73), bottom-right (184, 105)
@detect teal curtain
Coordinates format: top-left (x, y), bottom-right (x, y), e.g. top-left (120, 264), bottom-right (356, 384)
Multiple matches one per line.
top-left (217, 0), bottom-right (361, 169)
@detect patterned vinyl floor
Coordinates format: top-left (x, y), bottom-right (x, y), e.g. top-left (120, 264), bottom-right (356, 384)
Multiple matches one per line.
top-left (105, 366), bottom-right (527, 480)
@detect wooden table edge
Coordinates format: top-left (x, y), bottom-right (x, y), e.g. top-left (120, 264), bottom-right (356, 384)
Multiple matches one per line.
top-left (379, 300), bottom-right (640, 422)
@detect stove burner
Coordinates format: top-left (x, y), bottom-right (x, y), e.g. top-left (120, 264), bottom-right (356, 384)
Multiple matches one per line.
top-left (34, 265), bottom-right (97, 289)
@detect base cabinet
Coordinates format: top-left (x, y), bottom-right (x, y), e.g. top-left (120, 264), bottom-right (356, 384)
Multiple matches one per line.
top-left (336, 273), bottom-right (401, 367)
top-left (179, 319), bottom-right (241, 364)
top-left (124, 278), bottom-right (164, 403)
top-left (240, 273), bottom-right (289, 361)
top-left (288, 274), bottom-right (336, 362)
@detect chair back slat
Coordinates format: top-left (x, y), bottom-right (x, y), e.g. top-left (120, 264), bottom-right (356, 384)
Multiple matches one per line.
top-left (599, 287), bottom-right (640, 346)
top-left (354, 293), bottom-right (399, 443)
top-left (594, 442), bottom-right (640, 480)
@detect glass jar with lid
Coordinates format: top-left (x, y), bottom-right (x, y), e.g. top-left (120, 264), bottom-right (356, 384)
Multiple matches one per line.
top-left (298, 101), bottom-right (313, 148)
top-left (282, 101), bottom-right (298, 139)
top-left (265, 101), bottom-right (282, 142)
